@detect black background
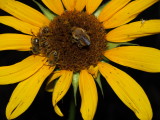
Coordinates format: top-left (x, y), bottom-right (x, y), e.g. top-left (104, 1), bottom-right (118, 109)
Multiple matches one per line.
top-left (0, 0), bottom-right (160, 120)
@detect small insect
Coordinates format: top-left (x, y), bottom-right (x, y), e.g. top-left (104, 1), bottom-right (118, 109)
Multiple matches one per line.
top-left (31, 37), bottom-right (40, 54)
top-left (47, 50), bottom-right (59, 66)
top-left (71, 27), bottom-right (91, 48)
top-left (140, 19), bottom-right (146, 27)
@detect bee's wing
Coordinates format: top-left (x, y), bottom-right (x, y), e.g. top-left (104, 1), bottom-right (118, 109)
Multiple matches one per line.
top-left (81, 36), bottom-right (91, 46)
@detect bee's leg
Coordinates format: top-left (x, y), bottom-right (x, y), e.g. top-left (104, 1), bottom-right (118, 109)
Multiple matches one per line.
top-left (44, 60), bottom-right (51, 66)
top-left (47, 60), bottom-right (57, 69)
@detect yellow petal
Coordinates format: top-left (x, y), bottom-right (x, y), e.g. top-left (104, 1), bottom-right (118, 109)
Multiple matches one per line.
top-left (75, 0), bottom-right (86, 12)
top-left (104, 46), bottom-right (160, 72)
top-left (62, 0), bottom-right (76, 11)
top-left (0, 0), bottom-right (50, 27)
top-left (42, 0), bottom-right (64, 15)
top-left (6, 65), bottom-right (53, 119)
top-left (79, 70), bottom-right (98, 120)
top-left (0, 55), bottom-right (47, 84)
top-left (45, 70), bottom-right (62, 92)
top-left (86, 0), bottom-right (102, 14)
top-left (106, 20), bottom-right (160, 42)
top-left (103, 0), bottom-right (159, 29)
top-left (0, 16), bottom-right (39, 35)
top-left (98, 62), bottom-right (152, 120)
top-left (0, 33), bottom-right (31, 51)
top-left (98, 0), bottom-right (131, 22)
top-left (52, 70), bottom-right (73, 116)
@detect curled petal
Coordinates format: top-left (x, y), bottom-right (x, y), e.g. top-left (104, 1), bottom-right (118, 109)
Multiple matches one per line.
top-left (45, 70), bottom-right (62, 92)
top-left (52, 70), bottom-right (73, 116)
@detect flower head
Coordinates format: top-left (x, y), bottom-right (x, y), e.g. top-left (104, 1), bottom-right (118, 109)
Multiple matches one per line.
top-left (0, 0), bottom-right (160, 119)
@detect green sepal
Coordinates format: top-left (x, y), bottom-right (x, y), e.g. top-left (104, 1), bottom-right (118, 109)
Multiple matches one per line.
top-left (107, 42), bottom-right (138, 50)
top-left (94, 1), bottom-right (110, 17)
top-left (33, 0), bottom-right (56, 20)
top-left (72, 72), bottom-right (79, 105)
top-left (95, 72), bottom-right (104, 97)
top-left (102, 56), bottom-right (110, 63)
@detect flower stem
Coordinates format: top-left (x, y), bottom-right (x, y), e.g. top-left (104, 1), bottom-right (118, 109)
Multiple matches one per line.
top-left (68, 94), bottom-right (76, 120)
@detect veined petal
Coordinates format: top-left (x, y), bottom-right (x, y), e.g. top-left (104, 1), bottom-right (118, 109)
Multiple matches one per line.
top-left (98, 62), bottom-right (152, 120)
top-left (42, 0), bottom-right (64, 15)
top-left (106, 20), bottom-right (160, 42)
top-left (104, 46), bottom-right (160, 72)
top-left (98, 0), bottom-right (131, 22)
top-left (0, 0), bottom-right (50, 27)
top-left (86, 0), bottom-right (103, 14)
top-left (79, 70), bottom-right (98, 120)
top-left (0, 33), bottom-right (31, 51)
top-left (75, 0), bottom-right (86, 12)
top-left (0, 16), bottom-right (39, 35)
top-left (62, 0), bottom-right (76, 11)
top-left (0, 55), bottom-right (47, 84)
top-left (103, 0), bottom-right (159, 29)
top-left (6, 65), bottom-right (53, 119)
top-left (45, 70), bottom-right (62, 92)
top-left (52, 70), bottom-right (73, 116)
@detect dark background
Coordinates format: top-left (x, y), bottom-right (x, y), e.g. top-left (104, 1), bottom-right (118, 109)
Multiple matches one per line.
top-left (0, 0), bottom-right (160, 120)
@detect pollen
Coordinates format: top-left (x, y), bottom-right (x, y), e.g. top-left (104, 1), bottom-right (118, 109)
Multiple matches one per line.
top-left (31, 11), bottom-right (107, 72)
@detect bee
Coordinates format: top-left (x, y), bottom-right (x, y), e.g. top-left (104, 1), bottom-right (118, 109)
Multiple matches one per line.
top-left (47, 50), bottom-right (59, 66)
top-left (71, 27), bottom-right (91, 48)
top-left (39, 26), bottom-right (51, 36)
top-left (31, 37), bottom-right (40, 54)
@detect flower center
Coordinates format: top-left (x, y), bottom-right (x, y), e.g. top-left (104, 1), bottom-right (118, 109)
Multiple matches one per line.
top-left (31, 11), bottom-right (107, 72)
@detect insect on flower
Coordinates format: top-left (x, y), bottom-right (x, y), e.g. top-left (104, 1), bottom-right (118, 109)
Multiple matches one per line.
top-left (39, 26), bottom-right (51, 36)
top-left (140, 19), bottom-right (146, 27)
top-left (47, 50), bottom-right (59, 66)
top-left (71, 27), bottom-right (91, 48)
top-left (31, 37), bottom-right (40, 54)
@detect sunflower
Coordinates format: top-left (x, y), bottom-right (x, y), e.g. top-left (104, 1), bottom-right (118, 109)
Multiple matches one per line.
top-left (0, 0), bottom-right (160, 119)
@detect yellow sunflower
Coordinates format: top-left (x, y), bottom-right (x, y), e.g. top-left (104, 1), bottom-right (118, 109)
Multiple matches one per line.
top-left (0, 0), bottom-right (160, 120)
